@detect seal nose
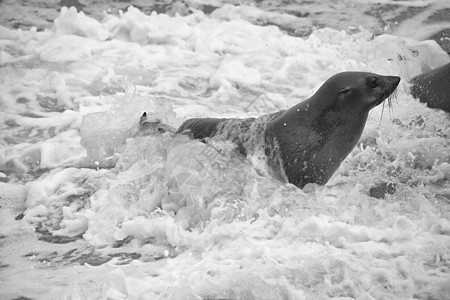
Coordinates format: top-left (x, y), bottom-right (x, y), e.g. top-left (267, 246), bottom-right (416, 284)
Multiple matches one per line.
top-left (389, 76), bottom-right (401, 87)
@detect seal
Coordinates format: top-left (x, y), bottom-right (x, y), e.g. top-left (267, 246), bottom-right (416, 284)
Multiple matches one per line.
top-left (410, 62), bottom-right (450, 113)
top-left (176, 72), bottom-right (400, 188)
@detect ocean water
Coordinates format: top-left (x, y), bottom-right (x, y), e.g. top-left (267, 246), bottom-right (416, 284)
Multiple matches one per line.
top-left (0, 1), bottom-right (449, 299)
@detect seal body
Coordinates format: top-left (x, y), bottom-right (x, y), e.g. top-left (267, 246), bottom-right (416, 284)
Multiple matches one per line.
top-left (410, 62), bottom-right (450, 113)
top-left (177, 72), bottom-right (400, 188)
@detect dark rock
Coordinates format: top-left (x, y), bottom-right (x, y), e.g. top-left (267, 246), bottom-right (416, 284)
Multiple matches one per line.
top-left (410, 62), bottom-right (450, 113)
top-left (59, 0), bottom-right (85, 11)
top-left (369, 182), bottom-right (397, 199)
top-left (428, 28), bottom-right (450, 55)
top-left (71, 253), bottom-right (112, 266)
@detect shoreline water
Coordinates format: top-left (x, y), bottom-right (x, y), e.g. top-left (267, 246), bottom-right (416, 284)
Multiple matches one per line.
top-left (0, 1), bottom-right (449, 299)
top-left (1, 0), bottom-right (449, 53)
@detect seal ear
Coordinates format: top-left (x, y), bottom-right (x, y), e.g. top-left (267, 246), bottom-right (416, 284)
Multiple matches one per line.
top-left (339, 87), bottom-right (351, 95)
top-left (333, 87), bottom-right (352, 110)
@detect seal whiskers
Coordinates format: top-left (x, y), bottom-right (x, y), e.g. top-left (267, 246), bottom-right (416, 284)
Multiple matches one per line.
top-left (379, 88), bottom-right (398, 126)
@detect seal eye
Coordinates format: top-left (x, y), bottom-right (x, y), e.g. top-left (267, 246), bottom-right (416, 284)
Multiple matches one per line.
top-left (368, 76), bottom-right (378, 88)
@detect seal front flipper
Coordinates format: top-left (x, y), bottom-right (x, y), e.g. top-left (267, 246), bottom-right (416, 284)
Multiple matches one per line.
top-left (176, 118), bottom-right (228, 140)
